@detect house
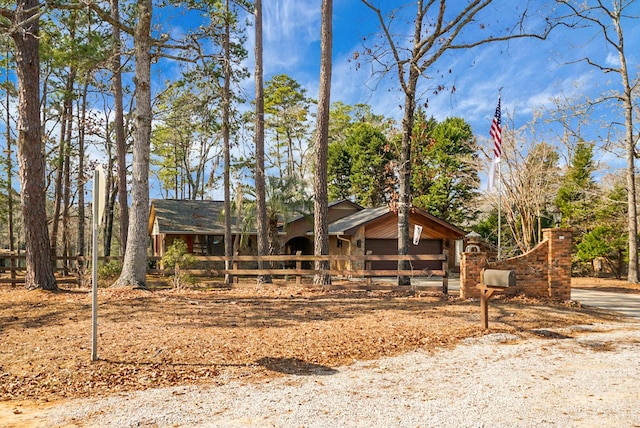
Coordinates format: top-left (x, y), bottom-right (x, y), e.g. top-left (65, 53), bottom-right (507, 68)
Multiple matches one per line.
top-left (149, 199), bottom-right (255, 258)
top-left (282, 203), bottom-right (466, 272)
top-left (282, 199), bottom-right (363, 257)
top-left (149, 199), bottom-right (466, 273)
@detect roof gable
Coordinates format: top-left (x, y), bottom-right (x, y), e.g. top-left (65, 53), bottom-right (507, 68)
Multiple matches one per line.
top-left (327, 206), bottom-right (391, 234)
top-left (410, 206), bottom-right (466, 237)
top-left (328, 199), bottom-right (363, 211)
top-left (285, 199), bottom-right (364, 237)
top-left (327, 205), bottom-right (466, 239)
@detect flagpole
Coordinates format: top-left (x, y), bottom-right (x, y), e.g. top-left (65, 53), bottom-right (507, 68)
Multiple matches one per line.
top-left (489, 91), bottom-right (502, 260)
top-left (497, 159), bottom-right (501, 260)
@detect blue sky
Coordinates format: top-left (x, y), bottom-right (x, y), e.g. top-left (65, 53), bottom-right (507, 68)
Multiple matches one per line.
top-left (4, 1), bottom-right (637, 201)
top-left (37, 0), bottom-right (640, 202)
top-left (249, 0), bottom-right (640, 177)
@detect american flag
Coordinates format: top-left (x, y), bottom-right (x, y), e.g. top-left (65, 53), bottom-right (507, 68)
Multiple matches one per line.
top-left (490, 97), bottom-right (502, 160)
top-left (487, 96), bottom-right (502, 191)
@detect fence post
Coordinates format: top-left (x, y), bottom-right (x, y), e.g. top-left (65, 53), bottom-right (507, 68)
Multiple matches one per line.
top-left (295, 251), bottom-right (302, 286)
top-left (442, 253), bottom-right (449, 295)
top-left (233, 258), bottom-right (239, 284)
top-left (365, 250), bottom-right (373, 288)
top-left (10, 254), bottom-right (16, 285)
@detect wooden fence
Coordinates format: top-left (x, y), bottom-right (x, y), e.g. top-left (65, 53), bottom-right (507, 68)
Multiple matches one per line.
top-left (0, 252), bottom-right (449, 292)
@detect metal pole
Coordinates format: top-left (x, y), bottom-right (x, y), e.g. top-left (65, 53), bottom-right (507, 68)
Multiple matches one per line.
top-left (91, 169), bottom-right (99, 362)
top-left (496, 90), bottom-right (503, 261)
top-left (497, 160), bottom-right (502, 260)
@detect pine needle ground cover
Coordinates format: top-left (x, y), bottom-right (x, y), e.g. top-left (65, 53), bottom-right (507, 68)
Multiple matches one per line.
top-left (0, 277), bottom-right (627, 402)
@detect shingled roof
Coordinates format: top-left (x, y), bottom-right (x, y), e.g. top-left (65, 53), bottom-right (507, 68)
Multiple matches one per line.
top-left (149, 199), bottom-right (247, 235)
top-left (327, 206), bottom-right (390, 235)
top-left (326, 205), bottom-right (466, 238)
top-left (149, 199), bottom-right (466, 239)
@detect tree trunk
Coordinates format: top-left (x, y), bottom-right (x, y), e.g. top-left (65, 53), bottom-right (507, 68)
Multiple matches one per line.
top-left (77, 81), bottom-right (89, 265)
top-left (51, 66), bottom-right (76, 267)
top-left (4, 54), bottom-right (16, 282)
top-left (623, 88), bottom-right (638, 284)
top-left (115, 0), bottom-right (152, 288)
top-left (397, 70), bottom-right (418, 286)
top-left (614, 12), bottom-right (638, 283)
top-left (50, 105), bottom-right (67, 262)
top-left (112, 0), bottom-right (129, 256)
top-left (624, 128), bottom-right (638, 284)
top-left (62, 95), bottom-right (73, 274)
top-left (11, 0), bottom-right (57, 291)
top-left (103, 129), bottom-right (116, 257)
top-left (223, 0), bottom-right (233, 285)
top-left (254, 0), bottom-right (271, 284)
top-left (313, 0), bottom-right (332, 288)
top-left (104, 184), bottom-right (118, 258)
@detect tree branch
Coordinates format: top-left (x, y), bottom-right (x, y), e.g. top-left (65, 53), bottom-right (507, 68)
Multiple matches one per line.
top-left (1, 3), bottom-right (46, 34)
top-left (47, 0), bottom-right (135, 36)
top-left (361, 0), bottom-right (410, 94)
top-left (0, 7), bottom-right (14, 20)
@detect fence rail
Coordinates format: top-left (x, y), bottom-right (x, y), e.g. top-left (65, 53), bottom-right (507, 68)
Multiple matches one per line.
top-left (0, 252), bottom-right (449, 292)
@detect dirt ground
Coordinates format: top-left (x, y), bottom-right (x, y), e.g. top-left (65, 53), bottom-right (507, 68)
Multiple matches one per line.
top-left (571, 275), bottom-right (640, 293)
top-left (0, 275), bottom-right (630, 410)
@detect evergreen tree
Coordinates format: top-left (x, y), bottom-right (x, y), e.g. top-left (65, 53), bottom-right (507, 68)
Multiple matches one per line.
top-left (576, 175), bottom-right (627, 277)
top-left (327, 122), bottom-right (394, 207)
top-left (264, 74), bottom-right (313, 181)
top-left (152, 82), bottom-right (222, 200)
top-left (555, 141), bottom-right (597, 237)
top-left (411, 112), bottom-right (479, 225)
top-left (2, 0), bottom-right (58, 290)
top-left (327, 142), bottom-right (352, 201)
top-left (326, 102), bottom-right (396, 204)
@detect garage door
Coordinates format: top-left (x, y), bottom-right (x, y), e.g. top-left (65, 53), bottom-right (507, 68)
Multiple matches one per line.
top-left (365, 239), bottom-right (443, 271)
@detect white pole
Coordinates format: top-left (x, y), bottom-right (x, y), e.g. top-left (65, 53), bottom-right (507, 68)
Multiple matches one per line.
top-left (91, 169), bottom-right (99, 362)
top-left (497, 160), bottom-right (502, 260)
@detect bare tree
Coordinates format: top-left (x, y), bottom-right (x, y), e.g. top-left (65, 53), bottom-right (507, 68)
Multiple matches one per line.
top-left (557, 0), bottom-right (639, 283)
top-left (497, 124), bottom-right (561, 254)
top-left (313, 0), bottom-right (332, 287)
top-left (360, 0), bottom-right (557, 285)
top-left (1, 0), bottom-right (58, 290)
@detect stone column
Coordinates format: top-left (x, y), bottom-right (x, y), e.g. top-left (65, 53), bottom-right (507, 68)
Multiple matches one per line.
top-left (460, 251), bottom-right (487, 299)
top-left (544, 228), bottom-right (572, 300)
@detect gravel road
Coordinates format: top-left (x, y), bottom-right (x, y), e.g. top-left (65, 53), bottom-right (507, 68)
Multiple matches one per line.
top-left (33, 322), bottom-right (640, 427)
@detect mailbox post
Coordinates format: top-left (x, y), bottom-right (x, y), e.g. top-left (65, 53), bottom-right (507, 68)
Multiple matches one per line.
top-left (476, 269), bottom-right (516, 329)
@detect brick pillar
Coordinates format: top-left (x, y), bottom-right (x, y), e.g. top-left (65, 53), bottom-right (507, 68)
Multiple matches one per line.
top-left (544, 228), bottom-right (572, 300)
top-left (460, 251), bottom-right (488, 299)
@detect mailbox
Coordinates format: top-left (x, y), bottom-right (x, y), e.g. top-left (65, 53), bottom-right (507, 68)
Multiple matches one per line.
top-left (482, 269), bottom-right (516, 288)
top-left (477, 269), bottom-right (517, 329)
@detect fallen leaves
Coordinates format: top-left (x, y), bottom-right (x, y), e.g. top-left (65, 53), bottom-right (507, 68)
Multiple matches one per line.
top-left (0, 281), bottom-right (624, 402)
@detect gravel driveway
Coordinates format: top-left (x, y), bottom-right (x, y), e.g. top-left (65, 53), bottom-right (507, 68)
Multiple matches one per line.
top-left (32, 321), bottom-right (640, 428)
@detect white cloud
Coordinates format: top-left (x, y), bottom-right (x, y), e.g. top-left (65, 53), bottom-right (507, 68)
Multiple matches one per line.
top-left (263, 0), bottom-right (321, 74)
top-left (605, 52), bottom-right (620, 68)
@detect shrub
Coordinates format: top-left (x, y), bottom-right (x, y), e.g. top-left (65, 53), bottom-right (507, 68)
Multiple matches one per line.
top-left (162, 240), bottom-right (196, 289)
top-left (98, 260), bottom-right (122, 280)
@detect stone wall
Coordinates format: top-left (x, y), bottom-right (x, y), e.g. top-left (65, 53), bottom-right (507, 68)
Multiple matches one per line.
top-left (460, 228), bottom-right (572, 300)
